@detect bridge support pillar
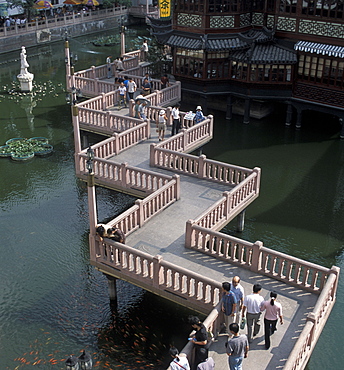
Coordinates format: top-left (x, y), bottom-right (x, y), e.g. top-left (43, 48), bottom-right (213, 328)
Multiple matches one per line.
top-left (82, 134), bottom-right (88, 149)
top-left (243, 98), bottom-right (250, 124)
top-left (106, 275), bottom-right (118, 301)
top-left (339, 118), bottom-right (344, 139)
top-left (296, 108), bottom-right (302, 129)
top-left (285, 102), bottom-right (293, 126)
top-left (226, 95), bottom-right (233, 120)
top-left (236, 210), bottom-right (246, 232)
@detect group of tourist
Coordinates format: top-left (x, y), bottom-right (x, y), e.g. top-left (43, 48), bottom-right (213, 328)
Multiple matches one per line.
top-left (223, 279), bottom-right (283, 369)
top-left (169, 277), bottom-right (283, 370)
top-left (95, 224), bottom-right (125, 244)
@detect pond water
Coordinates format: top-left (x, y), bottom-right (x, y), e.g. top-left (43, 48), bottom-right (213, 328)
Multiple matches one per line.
top-left (0, 28), bottom-right (343, 369)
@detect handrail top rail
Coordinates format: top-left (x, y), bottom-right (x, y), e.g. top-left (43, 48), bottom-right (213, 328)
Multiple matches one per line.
top-left (99, 240), bottom-right (222, 291)
top-left (260, 245), bottom-right (333, 273)
top-left (140, 176), bottom-right (178, 202)
top-left (78, 153), bottom-right (174, 181)
top-left (191, 223), bottom-right (332, 274)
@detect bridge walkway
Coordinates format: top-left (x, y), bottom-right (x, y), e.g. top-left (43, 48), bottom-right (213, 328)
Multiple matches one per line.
top-left (97, 118), bottom-right (318, 370)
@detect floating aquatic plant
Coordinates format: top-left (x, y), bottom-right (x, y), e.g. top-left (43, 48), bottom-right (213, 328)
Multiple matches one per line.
top-left (0, 137), bottom-right (53, 161)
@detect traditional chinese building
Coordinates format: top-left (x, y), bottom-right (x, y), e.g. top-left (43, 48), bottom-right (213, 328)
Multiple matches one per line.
top-left (151, 0), bottom-right (344, 132)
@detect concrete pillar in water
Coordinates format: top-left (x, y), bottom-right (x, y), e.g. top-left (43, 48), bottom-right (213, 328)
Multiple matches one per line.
top-left (106, 275), bottom-right (118, 301)
top-left (285, 102), bottom-right (293, 126)
top-left (296, 108), bottom-right (302, 129)
top-left (226, 95), bottom-right (233, 120)
top-left (243, 98), bottom-right (250, 124)
top-left (237, 210), bottom-right (246, 232)
top-left (339, 118), bottom-right (344, 139)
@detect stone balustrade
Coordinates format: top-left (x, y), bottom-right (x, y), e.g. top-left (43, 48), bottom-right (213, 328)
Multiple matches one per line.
top-left (283, 266), bottom-right (339, 369)
top-left (185, 224), bottom-right (335, 294)
top-left (0, 6), bottom-right (127, 38)
top-left (93, 241), bottom-right (222, 313)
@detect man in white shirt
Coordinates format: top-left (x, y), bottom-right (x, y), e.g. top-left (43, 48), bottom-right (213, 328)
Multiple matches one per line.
top-left (127, 77), bottom-right (137, 100)
top-left (141, 39), bottom-right (148, 61)
top-left (106, 56), bottom-right (112, 79)
top-left (171, 103), bottom-right (181, 136)
top-left (242, 283), bottom-right (264, 343)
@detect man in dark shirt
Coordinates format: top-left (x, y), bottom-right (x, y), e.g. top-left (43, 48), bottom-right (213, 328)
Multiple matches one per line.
top-left (142, 78), bottom-right (151, 96)
top-left (226, 323), bottom-right (249, 370)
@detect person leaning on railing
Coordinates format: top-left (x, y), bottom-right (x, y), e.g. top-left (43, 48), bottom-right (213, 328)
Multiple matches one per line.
top-left (188, 316), bottom-right (208, 368)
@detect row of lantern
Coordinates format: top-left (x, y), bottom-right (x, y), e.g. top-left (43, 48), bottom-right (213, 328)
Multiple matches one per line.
top-left (65, 350), bottom-right (92, 369)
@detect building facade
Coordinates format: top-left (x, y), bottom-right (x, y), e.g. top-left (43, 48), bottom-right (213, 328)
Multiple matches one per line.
top-left (151, 0), bottom-right (344, 130)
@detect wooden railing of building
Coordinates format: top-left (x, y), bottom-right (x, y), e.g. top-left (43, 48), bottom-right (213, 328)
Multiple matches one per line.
top-left (71, 50), bottom-right (340, 370)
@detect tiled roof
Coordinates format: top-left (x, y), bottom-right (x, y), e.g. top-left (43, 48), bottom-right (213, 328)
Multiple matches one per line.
top-left (230, 44), bottom-right (297, 64)
top-left (294, 41), bottom-right (344, 58)
top-left (164, 28), bottom-right (276, 52)
top-left (206, 37), bottom-right (247, 51)
top-left (166, 34), bottom-right (203, 50)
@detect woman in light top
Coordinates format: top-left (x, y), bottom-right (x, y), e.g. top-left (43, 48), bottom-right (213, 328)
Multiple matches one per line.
top-left (260, 291), bottom-right (283, 349)
top-left (169, 347), bottom-right (190, 370)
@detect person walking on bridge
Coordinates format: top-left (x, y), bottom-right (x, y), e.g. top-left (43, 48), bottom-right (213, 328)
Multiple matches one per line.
top-left (226, 323), bottom-right (249, 370)
top-left (222, 282), bottom-right (237, 334)
top-left (231, 276), bottom-right (244, 324)
top-left (242, 283), bottom-right (264, 343)
top-left (260, 291), bottom-right (283, 350)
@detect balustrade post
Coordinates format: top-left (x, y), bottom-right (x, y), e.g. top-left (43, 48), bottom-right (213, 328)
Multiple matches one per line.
top-left (166, 107), bottom-right (172, 127)
top-left (146, 118), bottom-right (151, 139)
top-left (222, 191), bottom-right (230, 217)
top-left (113, 133), bottom-right (120, 155)
top-left (94, 78), bottom-right (99, 96)
top-left (253, 167), bottom-right (261, 194)
top-left (198, 154), bottom-right (206, 179)
top-left (101, 92), bottom-right (106, 111)
top-left (306, 312), bottom-right (317, 344)
top-left (120, 162), bottom-right (128, 189)
top-left (181, 128), bottom-right (187, 151)
top-left (150, 143), bottom-right (157, 167)
top-left (329, 266), bottom-right (340, 300)
top-left (250, 240), bottom-right (263, 272)
top-left (72, 106), bottom-right (81, 172)
top-left (208, 114), bottom-right (214, 138)
top-left (173, 174), bottom-right (180, 200)
top-left (153, 255), bottom-right (163, 288)
top-left (185, 219), bottom-right (195, 248)
top-left (91, 65), bottom-right (96, 79)
top-left (129, 99), bottom-right (135, 117)
top-left (106, 110), bottom-right (111, 130)
top-left (135, 199), bottom-right (144, 227)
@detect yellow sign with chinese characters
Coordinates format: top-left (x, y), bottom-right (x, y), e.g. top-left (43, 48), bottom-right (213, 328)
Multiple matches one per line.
top-left (159, 0), bottom-right (171, 18)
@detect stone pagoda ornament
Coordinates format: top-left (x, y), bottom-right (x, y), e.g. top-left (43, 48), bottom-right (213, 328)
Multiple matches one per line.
top-left (17, 46), bottom-right (34, 92)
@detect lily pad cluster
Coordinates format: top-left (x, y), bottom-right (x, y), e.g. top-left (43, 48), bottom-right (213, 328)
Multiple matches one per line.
top-left (0, 137), bottom-right (53, 161)
top-left (93, 35), bottom-right (121, 47)
top-left (0, 81), bottom-right (64, 104)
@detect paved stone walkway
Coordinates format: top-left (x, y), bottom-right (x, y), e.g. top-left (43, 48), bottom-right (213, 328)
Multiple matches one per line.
top-left (104, 121), bottom-right (318, 369)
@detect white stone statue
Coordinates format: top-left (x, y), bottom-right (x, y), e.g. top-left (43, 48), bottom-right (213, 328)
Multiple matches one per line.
top-left (17, 46), bottom-right (34, 92)
top-left (20, 46), bottom-right (29, 75)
